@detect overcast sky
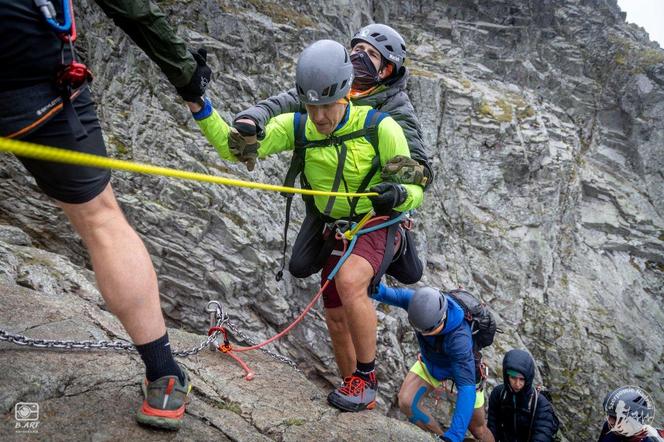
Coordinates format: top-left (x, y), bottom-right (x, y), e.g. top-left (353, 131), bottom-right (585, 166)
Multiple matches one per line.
top-left (616, 0), bottom-right (664, 47)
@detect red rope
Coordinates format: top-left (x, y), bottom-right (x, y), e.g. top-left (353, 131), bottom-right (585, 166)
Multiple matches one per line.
top-left (232, 278), bottom-right (331, 352)
top-left (207, 214), bottom-right (403, 379)
top-left (206, 238), bottom-right (346, 379)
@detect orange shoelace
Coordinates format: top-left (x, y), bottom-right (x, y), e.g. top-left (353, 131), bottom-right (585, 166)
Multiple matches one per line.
top-left (339, 375), bottom-right (371, 396)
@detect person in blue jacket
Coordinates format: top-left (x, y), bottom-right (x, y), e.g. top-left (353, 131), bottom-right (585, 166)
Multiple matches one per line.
top-left (372, 284), bottom-right (494, 442)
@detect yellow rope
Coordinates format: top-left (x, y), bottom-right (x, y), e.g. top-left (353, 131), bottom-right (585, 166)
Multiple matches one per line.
top-left (344, 211), bottom-right (375, 240)
top-left (0, 137), bottom-right (378, 198)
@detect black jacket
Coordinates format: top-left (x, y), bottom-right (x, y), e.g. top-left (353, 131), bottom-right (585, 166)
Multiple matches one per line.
top-left (488, 349), bottom-right (559, 442)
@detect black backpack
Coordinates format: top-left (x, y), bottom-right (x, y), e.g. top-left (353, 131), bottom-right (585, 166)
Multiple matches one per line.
top-left (446, 289), bottom-right (497, 350)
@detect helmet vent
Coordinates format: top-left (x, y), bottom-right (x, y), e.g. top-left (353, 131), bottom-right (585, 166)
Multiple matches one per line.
top-left (375, 34), bottom-right (388, 42)
top-left (322, 84), bottom-right (337, 97)
top-left (385, 45), bottom-right (393, 52)
top-left (340, 79), bottom-right (347, 89)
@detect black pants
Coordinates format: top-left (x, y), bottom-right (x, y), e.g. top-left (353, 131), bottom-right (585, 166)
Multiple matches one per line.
top-left (0, 83), bottom-right (110, 204)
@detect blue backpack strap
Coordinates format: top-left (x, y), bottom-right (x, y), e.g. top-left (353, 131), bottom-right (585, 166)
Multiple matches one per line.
top-left (293, 112), bottom-right (308, 148)
top-left (363, 108), bottom-right (388, 151)
top-left (347, 109), bottom-right (388, 217)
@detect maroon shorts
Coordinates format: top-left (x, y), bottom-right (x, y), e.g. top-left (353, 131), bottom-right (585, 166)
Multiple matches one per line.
top-left (320, 219), bottom-right (401, 309)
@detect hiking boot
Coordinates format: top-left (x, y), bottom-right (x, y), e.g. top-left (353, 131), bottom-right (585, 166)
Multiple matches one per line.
top-left (327, 372), bottom-right (377, 412)
top-left (136, 366), bottom-right (191, 430)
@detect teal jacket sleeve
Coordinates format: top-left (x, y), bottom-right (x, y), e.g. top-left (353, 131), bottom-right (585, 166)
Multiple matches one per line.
top-left (93, 0), bottom-right (196, 87)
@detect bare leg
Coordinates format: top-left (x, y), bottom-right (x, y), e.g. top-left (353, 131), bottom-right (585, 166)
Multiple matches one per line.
top-left (334, 255), bottom-right (376, 364)
top-left (398, 371), bottom-right (443, 435)
top-left (469, 405), bottom-right (495, 442)
top-left (325, 307), bottom-right (356, 378)
top-left (58, 184), bottom-right (165, 345)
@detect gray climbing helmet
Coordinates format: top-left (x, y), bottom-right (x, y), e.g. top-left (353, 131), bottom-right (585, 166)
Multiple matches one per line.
top-left (350, 23), bottom-right (407, 71)
top-left (295, 40), bottom-right (354, 105)
top-left (408, 287), bottom-right (448, 334)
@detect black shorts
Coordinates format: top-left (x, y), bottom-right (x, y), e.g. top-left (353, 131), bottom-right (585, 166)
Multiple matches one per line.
top-left (0, 83), bottom-right (110, 204)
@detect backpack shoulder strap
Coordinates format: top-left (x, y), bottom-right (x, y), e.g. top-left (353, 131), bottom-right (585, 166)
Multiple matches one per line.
top-left (293, 112), bottom-right (308, 148)
top-left (528, 388), bottom-right (539, 441)
top-left (363, 108), bottom-right (388, 152)
top-left (276, 112), bottom-right (308, 281)
top-left (347, 109), bottom-right (388, 217)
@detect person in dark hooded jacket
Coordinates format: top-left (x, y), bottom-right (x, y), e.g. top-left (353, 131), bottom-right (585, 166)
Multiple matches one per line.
top-left (487, 349), bottom-right (559, 442)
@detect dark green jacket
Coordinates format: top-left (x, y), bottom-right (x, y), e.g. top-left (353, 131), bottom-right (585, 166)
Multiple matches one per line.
top-left (0, 0), bottom-right (195, 91)
top-left (93, 0), bottom-right (195, 87)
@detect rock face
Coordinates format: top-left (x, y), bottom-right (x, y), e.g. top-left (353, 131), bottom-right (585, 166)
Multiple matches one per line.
top-left (0, 0), bottom-right (663, 440)
top-left (0, 234), bottom-right (431, 441)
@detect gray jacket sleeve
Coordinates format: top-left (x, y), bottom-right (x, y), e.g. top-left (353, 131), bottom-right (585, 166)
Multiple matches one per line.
top-left (234, 88), bottom-right (305, 135)
top-left (377, 91), bottom-right (434, 186)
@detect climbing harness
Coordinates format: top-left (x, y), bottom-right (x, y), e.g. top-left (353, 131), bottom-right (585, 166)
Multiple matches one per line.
top-left (0, 137), bottom-right (377, 199)
top-left (34, 0), bottom-right (93, 140)
top-left (417, 354), bottom-right (447, 407)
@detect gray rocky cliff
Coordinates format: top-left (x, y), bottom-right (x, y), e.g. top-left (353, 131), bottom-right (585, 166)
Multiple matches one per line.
top-left (1, 0), bottom-right (663, 440)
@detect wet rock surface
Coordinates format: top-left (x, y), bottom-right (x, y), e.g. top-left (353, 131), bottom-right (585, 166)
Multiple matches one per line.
top-left (1, 0), bottom-right (663, 439)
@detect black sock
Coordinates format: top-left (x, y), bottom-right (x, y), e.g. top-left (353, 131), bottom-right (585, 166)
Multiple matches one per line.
top-left (135, 333), bottom-right (184, 384)
top-left (355, 360), bottom-right (376, 381)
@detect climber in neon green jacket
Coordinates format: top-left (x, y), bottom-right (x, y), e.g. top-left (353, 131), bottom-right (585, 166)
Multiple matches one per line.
top-left (190, 100), bottom-right (423, 219)
top-left (188, 40), bottom-right (425, 414)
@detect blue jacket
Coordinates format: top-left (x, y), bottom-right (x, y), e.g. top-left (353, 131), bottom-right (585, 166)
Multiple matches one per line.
top-left (372, 284), bottom-right (476, 442)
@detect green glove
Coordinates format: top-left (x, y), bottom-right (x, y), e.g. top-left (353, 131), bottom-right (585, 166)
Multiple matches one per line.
top-left (381, 155), bottom-right (428, 186)
top-left (228, 127), bottom-right (259, 171)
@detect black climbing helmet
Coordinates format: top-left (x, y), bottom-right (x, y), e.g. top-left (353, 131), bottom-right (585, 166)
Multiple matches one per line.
top-left (350, 23), bottom-right (407, 72)
top-left (603, 386), bottom-right (655, 436)
top-left (295, 40), bottom-right (354, 105)
top-left (408, 287), bottom-right (447, 334)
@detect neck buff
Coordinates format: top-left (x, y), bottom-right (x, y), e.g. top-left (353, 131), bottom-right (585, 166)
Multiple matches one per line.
top-left (350, 51), bottom-right (381, 91)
